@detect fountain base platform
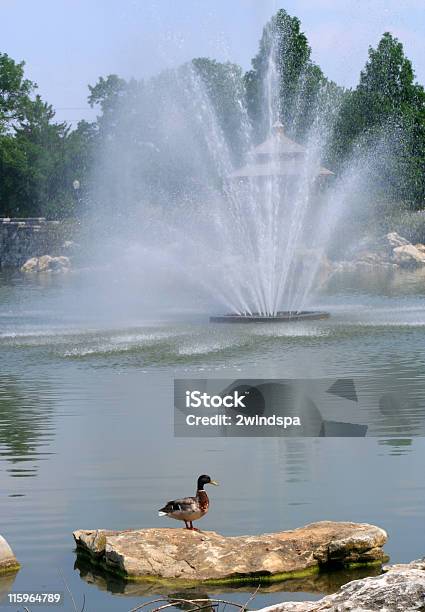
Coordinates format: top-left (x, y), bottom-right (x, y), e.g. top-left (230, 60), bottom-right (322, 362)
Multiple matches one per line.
top-left (210, 311), bottom-right (330, 323)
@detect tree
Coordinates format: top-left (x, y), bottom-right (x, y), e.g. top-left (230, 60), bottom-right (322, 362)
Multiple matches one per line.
top-left (191, 58), bottom-right (248, 164)
top-left (88, 74), bottom-right (128, 136)
top-left (331, 33), bottom-right (425, 204)
top-left (358, 33), bottom-right (421, 117)
top-left (244, 9), bottom-right (337, 142)
top-left (0, 52), bottom-right (35, 132)
top-left (0, 49), bottom-right (97, 218)
top-left (64, 119), bottom-right (98, 206)
top-left (4, 96), bottom-right (70, 216)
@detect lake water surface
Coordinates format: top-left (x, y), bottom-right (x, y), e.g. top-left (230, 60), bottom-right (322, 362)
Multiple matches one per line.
top-left (0, 269), bottom-right (424, 610)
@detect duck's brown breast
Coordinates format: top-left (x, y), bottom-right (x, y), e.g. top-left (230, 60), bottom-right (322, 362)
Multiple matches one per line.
top-left (196, 490), bottom-right (209, 514)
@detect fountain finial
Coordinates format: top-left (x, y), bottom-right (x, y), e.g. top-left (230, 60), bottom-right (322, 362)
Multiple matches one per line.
top-left (272, 120), bottom-right (285, 135)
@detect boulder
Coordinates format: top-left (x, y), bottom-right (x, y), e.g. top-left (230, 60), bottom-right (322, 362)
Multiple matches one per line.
top-left (20, 255), bottom-right (71, 273)
top-left (0, 535), bottom-right (19, 574)
top-left (386, 232), bottom-right (411, 249)
top-left (257, 559), bottom-right (425, 611)
top-left (73, 521), bottom-right (387, 583)
top-left (385, 232), bottom-right (425, 267)
top-left (332, 232), bottom-right (425, 272)
top-left (392, 244), bottom-right (425, 267)
top-left (383, 558), bottom-right (425, 573)
top-left (20, 256), bottom-right (39, 272)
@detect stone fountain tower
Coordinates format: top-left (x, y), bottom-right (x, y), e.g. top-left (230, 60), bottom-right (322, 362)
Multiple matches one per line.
top-left (229, 121), bottom-right (333, 182)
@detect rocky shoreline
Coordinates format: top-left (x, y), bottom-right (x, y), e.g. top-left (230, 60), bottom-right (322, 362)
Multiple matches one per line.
top-left (13, 229), bottom-right (425, 278)
top-left (257, 558), bottom-right (425, 611)
top-left (332, 231), bottom-right (425, 272)
top-left (2, 217), bottom-right (424, 278)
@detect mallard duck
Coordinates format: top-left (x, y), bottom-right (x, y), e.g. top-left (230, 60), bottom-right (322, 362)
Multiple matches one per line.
top-left (158, 474), bottom-right (219, 530)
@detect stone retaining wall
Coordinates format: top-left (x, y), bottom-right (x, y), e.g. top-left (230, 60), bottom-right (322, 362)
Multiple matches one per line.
top-left (0, 218), bottom-right (64, 268)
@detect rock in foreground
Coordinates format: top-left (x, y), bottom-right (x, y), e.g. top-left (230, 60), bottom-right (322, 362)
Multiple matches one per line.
top-left (0, 535), bottom-right (20, 574)
top-left (257, 559), bottom-right (425, 611)
top-left (73, 521), bottom-right (387, 583)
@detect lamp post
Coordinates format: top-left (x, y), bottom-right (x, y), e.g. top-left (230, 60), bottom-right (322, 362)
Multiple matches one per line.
top-left (72, 179), bottom-right (81, 211)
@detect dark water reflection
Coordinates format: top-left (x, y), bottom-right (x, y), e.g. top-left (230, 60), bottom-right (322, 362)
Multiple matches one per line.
top-left (74, 554), bottom-right (381, 597)
top-left (0, 376), bottom-right (55, 478)
top-left (0, 270), bottom-right (424, 610)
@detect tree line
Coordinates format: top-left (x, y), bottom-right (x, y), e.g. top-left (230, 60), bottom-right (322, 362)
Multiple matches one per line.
top-left (1, 9), bottom-right (424, 219)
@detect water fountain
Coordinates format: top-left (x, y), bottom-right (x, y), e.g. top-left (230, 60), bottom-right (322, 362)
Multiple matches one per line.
top-left (90, 18), bottom-right (359, 323)
top-left (210, 121), bottom-right (333, 323)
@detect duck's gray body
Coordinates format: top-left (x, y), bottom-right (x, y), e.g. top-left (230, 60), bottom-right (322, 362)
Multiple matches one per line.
top-left (158, 490), bottom-right (209, 522)
top-left (158, 475), bottom-right (218, 530)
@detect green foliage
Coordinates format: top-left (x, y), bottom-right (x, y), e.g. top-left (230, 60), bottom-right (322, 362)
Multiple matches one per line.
top-left (382, 208), bottom-right (425, 244)
top-left (358, 33), bottom-right (419, 116)
top-left (192, 58), bottom-right (248, 164)
top-left (244, 9), bottom-right (341, 142)
top-left (1, 10), bottom-right (425, 220)
top-left (0, 52), bottom-right (35, 132)
top-left (245, 9), bottom-right (309, 136)
top-left (87, 61), bottom-right (250, 211)
top-left (88, 74), bottom-right (128, 135)
top-left (0, 54), bottom-right (95, 218)
top-left (330, 33), bottom-right (425, 205)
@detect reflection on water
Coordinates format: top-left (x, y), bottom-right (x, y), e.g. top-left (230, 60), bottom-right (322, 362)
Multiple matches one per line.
top-left (327, 266), bottom-right (425, 296)
top-left (0, 376), bottom-right (54, 479)
top-left (75, 553), bottom-right (381, 598)
top-left (0, 270), bottom-right (425, 610)
top-left (378, 438), bottom-right (413, 456)
top-left (0, 572), bottom-right (18, 604)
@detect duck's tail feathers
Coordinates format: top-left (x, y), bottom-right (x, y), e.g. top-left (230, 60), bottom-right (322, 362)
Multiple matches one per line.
top-left (158, 511), bottom-right (168, 516)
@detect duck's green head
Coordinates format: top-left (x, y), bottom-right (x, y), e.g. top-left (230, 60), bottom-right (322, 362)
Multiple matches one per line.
top-left (197, 474), bottom-right (219, 490)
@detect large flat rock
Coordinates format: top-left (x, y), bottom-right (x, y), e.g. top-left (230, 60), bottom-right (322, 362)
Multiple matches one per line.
top-left (257, 559), bottom-right (425, 611)
top-left (73, 521), bottom-right (387, 583)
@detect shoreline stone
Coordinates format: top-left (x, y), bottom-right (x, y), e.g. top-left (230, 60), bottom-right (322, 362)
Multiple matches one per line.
top-left (0, 535), bottom-right (20, 575)
top-left (257, 558), bottom-right (425, 611)
top-left (392, 243), bottom-right (425, 266)
top-left (332, 231), bottom-right (425, 272)
top-left (20, 254), bottom-right (71, 273)
top-left (73, 521), bottom-right (388, 584)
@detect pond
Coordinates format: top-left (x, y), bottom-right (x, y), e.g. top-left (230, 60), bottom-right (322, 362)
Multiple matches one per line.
top-left (0, 269), bottom-right (424, 610)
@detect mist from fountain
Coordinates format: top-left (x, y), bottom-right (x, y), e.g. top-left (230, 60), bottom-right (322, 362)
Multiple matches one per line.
top-left (85, 27), bottom-right (391, 320)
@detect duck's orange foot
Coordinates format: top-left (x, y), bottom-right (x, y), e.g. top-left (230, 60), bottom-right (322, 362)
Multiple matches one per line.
top-left (188, 521), bottom-right (200, 531)
top-left (183, 520), bottom-right (201, 531)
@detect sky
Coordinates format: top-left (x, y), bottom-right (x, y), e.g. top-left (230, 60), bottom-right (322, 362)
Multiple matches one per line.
top-left (1, 0), bottom-right (424, 125)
